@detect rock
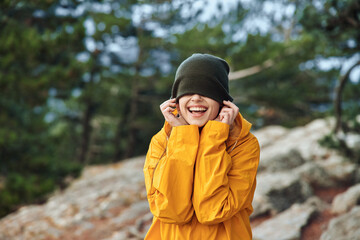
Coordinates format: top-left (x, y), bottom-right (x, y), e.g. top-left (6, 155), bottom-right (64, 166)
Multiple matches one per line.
top-left (294, 162), bottom-right (337, 188)
top-left (252, 171), bottom-right (313, 218)
top-left (317, 155), bottom-right (359, 185)
top-left (102, 231), bottom-right (128, 240)
top-left (335, 131), bottom-right (360, 151)
top-left (0, 156), bottom-right (149, 240)
top-left (111, 201), bottom-right (149, 227)
top-left (251, 194), bottom-right (274, 219)
top-left (331, 183), bottom-right (360, 215)
top-left (320, 206), bottom-right (360, 240)
top-left (262, 149), bottom-right (306, 172)
top-left (257, 118), bottom-right (335, 172)
top-left (23, 220), bottom-right (62, 240)
top-left (0, 205), bottom-right (45, 239)
top-left (252, 125), bottom-right (289, 148)
top-left (253, 197), bottom-right (325, 240)
top-left (345, 133), bottom-right (360, 151)
top-left (284, 118), bottom-right (335, 161)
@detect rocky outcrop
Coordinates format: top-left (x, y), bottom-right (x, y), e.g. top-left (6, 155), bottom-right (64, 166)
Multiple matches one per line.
top-left (257, 118), bottom-right (337, 172)
top-left (252, 118), bottom-right (360, 218)
top-left (250, 117), bottom-right (360, 240)
top-left (0, 117), bottom-right (359, 240)
top-left (253, 197), bottom-right (327, 240)
top-left (320, 206), bottom-right (360, 240)
top-left (331, 183), bottom-right (360, 215)
top-left (252, 171), bottom-right (313, 218)
top-left (0, 157), bottom-right (151, 240)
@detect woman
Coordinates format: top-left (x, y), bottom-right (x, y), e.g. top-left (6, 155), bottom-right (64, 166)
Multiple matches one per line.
top-left (143, 53), bottom-right (260, 240)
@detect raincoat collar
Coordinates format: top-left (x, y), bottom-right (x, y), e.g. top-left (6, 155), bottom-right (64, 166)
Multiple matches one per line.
top-left (163, 110), bottom-right (252, 143)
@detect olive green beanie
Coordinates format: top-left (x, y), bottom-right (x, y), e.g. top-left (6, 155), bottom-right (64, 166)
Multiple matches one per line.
top-left (171, 53), bottom-right (233, 103)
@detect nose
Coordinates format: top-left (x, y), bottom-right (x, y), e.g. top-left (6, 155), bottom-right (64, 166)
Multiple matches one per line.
top-left (190, 94), bottom-right (202, 101)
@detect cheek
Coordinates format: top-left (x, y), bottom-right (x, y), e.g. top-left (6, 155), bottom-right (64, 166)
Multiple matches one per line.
top-left (209, 108), bottom-right (219, 120)
top-left (177, 103), bottom-right (187, 115)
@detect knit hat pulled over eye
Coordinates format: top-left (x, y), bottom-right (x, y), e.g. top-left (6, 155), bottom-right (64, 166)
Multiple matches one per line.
top-left (171, 53), bottom-right (233, 103)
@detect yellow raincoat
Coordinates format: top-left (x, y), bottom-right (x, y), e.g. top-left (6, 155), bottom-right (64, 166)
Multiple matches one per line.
top-left (143, 112), bottom-right (260, 240)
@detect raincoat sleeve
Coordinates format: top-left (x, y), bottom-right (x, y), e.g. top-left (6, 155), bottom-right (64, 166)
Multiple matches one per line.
top-left (144, 124), bottom-right (200, 224)
top-left (193, 120), bottom-right (260, 225)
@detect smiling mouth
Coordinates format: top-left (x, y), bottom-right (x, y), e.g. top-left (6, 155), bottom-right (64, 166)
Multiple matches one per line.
top-left (188, 107), bottom-right (208, 113)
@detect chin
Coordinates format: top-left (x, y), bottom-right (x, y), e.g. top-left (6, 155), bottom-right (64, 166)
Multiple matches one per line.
top-left (189, 121), bottom-right (207, 127)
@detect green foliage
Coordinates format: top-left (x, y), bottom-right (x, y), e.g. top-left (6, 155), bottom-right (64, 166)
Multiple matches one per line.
top-left (300, 0), bottom-right (360, 159)
top-left (0, 161), bottom-right (81, 217)
top-left (0, 0), bottom-right (86, 217)
top-left (226, 31), bottom-right (332, 126)
top-left (319, 132), bottom-right (360, 164)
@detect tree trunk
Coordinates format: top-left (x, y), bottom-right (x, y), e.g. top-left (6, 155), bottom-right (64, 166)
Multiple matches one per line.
top-left (334, 60), bottom-right (360, 133)
top-left (113, 104), bottom-right (129, 162)
top-left (123, 75), bottom-right (139, 159)
top-left (78, 64), bottom-right (98, 164)
top-left (121, 26), bottom-right (146, 160)
top-left (78, 100), bottom-right (95, 164)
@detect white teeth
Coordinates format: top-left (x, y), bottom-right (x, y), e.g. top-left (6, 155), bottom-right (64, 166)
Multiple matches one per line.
top-left (189, 107), bottom-right (207, 112)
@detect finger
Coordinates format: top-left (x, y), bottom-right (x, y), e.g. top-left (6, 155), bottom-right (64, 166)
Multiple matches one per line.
top-left (219, 108), bottom-right (235, 119)
top-left (218, 113), bottom-right (224, 121)
top-left (163, 107), bottom-right (175, 116)
top-left (222, 100), bottom-right (235, 107)
top-left (221, 112), bottom-right (230, 124)
top-left (161, 104), bottom-right (176, 117)
top-left (222, 108), bottom-right (237, 124)
top-left (222, 101), bottom-right (238, 119)
top-left (160, 98), bottom-right (176, 106)
top-left (161, 106), bottom-right (174, 116)
top-left (220, 107), bottom-right (234, 113)
top-left (163, 107), bottom-right (178, 122)
top-left (160, 100), bottom-right (176, 111)
top-left (160, 99), bottom-right (176, 108)
top-left (220, 105), bottom-right (234, 113)
top-left (223, 100), bottom-right (239, 112)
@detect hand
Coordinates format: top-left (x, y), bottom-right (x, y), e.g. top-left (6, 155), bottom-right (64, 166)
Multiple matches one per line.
top-left (215, 100), bottom-right (239, 129)
top-left (160, 98), bottom-right (188, 127)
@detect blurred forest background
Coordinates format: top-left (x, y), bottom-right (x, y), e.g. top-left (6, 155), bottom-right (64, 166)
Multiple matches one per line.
top-left (0, 0), bottom-right (359, 218)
